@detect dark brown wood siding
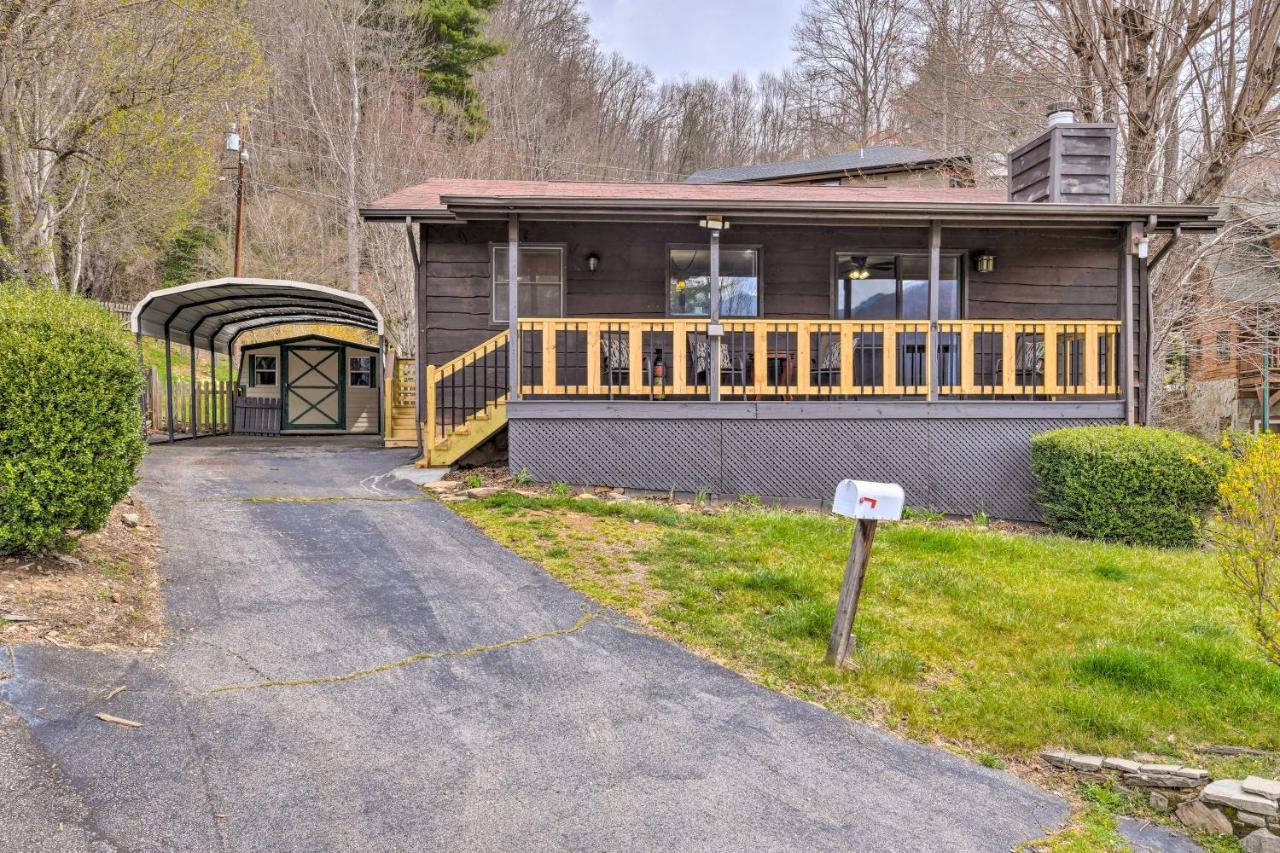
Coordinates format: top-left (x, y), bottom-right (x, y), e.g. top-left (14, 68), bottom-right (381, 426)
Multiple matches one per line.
top-left (424, 222), bottom-right (1123, 364)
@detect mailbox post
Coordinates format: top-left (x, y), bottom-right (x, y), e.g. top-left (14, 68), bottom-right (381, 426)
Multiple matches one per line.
top-left (825, 479), bottom-right (905, 668)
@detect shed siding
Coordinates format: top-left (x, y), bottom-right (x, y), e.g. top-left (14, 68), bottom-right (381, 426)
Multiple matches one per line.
top-left (424, 222), bottom-right (1123, 364)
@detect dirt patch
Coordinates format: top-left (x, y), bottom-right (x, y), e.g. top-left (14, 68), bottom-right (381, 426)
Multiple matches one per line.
top-left (1, 496), bottom-right (165, 651)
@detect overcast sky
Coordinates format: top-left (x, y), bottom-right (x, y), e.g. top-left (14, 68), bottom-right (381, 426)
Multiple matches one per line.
top-left (579, 0), bottom-right (807, 81)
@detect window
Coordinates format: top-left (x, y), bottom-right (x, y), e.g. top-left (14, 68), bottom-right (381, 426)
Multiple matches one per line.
top-left (492, 245), bottom-right (564, 323)
top-left (835, 253), bottom-right (961, 320)
top-left (349, 355), bottom-right (375, 388)
top-left (668, 246), bottom-right (760, 317)
top-left (1216, 330), bottom-right (1231, 361)
top-left (249, 354), bottom-right (277, 387)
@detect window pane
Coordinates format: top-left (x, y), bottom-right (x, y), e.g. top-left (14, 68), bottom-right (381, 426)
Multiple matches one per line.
top-left (494, 247), bottom-right (563, 284)
top-left (837, 254), bottom-right (896, 319)
top-left (899, 256), bottom-right (960, 320)
top-left (668, 248), bottom-right (758, 317)
top-left (493, 246), bottom-right (563, 322)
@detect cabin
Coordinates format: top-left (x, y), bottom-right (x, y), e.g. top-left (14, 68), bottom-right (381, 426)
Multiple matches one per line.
top-left (353, 108), bottom-right (1216, 519)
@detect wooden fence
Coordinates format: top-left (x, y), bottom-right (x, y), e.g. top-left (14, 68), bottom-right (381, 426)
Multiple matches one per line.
top-left (144, 367), bottom-right (232, 436)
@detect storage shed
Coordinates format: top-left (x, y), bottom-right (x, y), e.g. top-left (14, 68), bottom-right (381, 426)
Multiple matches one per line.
top-left (237, 334), bottom-right (381, 435)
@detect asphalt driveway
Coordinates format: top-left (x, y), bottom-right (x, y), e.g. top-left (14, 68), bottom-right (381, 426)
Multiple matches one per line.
top-left (2, 437), bottom-right (1066, 851)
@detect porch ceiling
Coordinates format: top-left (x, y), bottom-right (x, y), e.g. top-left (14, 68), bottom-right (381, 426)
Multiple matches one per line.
top-left (131, 278), bottom-right (383, 353)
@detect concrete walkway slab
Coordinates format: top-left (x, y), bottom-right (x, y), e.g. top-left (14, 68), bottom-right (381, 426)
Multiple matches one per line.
top-left (2, 440), bottom-right (1067, 851)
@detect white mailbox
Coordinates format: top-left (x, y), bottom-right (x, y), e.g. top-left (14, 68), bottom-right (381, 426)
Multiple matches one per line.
top-left (832, 479), bottom-right (905, 521)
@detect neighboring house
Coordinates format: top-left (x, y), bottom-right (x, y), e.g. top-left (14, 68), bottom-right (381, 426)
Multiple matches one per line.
top-left (356, 107), bottom-right (1218, 520)
top-left (1181, 202), bottom-right (1280, 433)
top-left (685, 145), bottom-right (973, 188)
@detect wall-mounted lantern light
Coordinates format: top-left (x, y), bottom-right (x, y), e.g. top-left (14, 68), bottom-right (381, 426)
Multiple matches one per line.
top-left (974, 252), bottom-right (996, 273)
top-left (586, 252), bottom-right (600, 272)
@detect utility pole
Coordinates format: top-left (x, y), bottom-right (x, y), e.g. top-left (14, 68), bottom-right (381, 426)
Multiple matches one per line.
top-left (226, 119), bottom-right (249, 277)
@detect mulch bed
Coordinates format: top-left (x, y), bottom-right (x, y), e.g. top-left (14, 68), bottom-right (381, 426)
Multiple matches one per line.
top-left (1, 495), bottom-right (165, 652)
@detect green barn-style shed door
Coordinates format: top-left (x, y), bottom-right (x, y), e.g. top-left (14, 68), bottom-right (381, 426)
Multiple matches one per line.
top-left (283, 345), bottom-right (344, 430)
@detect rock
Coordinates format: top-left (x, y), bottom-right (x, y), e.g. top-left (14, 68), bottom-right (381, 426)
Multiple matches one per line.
top-left (1067, 754), bottom-right (1105, 772)
top-left (1203, 780), bottom-right (1280, 816)
top-left (1241, 812), bottom-right (1269, 828)
top-left (56, 554), bottom-right (79, 567)
top-left (1174, 767), bottom-right (1209, 781)
top-left (463, 487), bottom-right (503, 498)
top-left (121, 512), bottom-right (141, 527)
top-left (1243, 829), bottom-right (1280, 853)
top-left (2, 613), bottom-right (32, 623)
top-left (1040, 749), bottom-right (1073, 769)
top-left (1141, 763), bottom-right (1183, 775)
top-left (1244, 777), bottom-right (1280, 802)
top-left (420, 480), bottom-right (463, 493)
top-left (1150, 791), bottom-right (1170, 812)
top-left (1126, 773), bottom-right (1204, 790)
top-left (572, 493), bottom-right (598, 501)
top-left (1104, 757), bottom-right (1143, 773)
top-left (1176, 800), bottom-right (1234, 835)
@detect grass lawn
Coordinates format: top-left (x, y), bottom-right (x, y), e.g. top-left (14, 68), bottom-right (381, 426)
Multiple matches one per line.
top-left (452, 492), bottom-right (1280, 767)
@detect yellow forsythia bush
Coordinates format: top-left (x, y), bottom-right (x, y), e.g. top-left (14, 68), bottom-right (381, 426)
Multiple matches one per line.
top-left (1214, 433), bottom-right (1280, 667)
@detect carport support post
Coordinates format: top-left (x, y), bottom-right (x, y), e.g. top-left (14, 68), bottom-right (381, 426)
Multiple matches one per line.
top-left (189, 331), bottom-right (198, 438)
top-left (164, 331), bottom-right (175, 443)
top-left (825, 519), bottom-right (878, 668)
top-left (507, 214), bottom-right (520, 401)
top-left (210, 347), bottom-right (218, 434)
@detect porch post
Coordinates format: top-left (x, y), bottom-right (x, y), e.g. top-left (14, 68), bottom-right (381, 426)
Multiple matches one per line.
top-left (189, 331), bottom-right (198, 438)
top-left (927, 221), bottom-right (941, 402)
top-left (1121, 223), bottom-right (1137, 426)
top-left (164, 330), bottom-right (175, 443)
top-left (508, 213), bottom-right (520, 401)
top-left (413, 220), bottom-right (428, 452)
top-left (709, 226), bottom-right (721, 402)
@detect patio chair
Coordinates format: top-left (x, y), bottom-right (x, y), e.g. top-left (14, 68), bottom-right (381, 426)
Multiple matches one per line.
top-left (687, 334), bottom-right (748, 388)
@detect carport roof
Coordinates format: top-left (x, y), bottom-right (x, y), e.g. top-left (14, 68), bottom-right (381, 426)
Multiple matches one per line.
top-left (131, 278), bottom-right (383, 354)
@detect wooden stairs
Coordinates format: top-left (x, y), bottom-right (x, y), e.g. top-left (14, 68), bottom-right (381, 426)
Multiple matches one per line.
top-left (383, 334), bottom-right (511, 466)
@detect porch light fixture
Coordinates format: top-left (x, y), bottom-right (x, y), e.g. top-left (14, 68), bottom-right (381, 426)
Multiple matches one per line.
top-left (974, 252), bottom-right (996, 273)
top-left (586, 252), bottom-right (600, 272)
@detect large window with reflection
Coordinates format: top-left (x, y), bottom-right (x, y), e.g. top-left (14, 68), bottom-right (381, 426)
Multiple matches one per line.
top-left (667, 246), bottom-right (760, 317)
top-left (834, 253), bottom-right (961, 320)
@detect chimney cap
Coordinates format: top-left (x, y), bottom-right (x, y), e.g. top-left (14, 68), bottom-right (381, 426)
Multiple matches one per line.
top-left (1046, 100), bottom-right (1077, 116)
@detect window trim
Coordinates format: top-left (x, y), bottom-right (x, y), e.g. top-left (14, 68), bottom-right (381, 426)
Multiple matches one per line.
top-left (829, 249), bottom-right (967, 320)
top-left (348, 354), bottom-right (376, 389)
top-left (250, 353), bottom-right (278, 387)
top-left (488, 243), bottom-right (567, 326)
top-left (664, 242), bottom-right (764, 318)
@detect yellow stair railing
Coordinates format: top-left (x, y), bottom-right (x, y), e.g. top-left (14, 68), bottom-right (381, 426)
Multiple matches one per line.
top-left (418, 331), bottom-right (509, 467)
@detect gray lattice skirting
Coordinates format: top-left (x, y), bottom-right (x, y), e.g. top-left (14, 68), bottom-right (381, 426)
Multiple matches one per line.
top-left (508, 411), bottom-right (1121, 521)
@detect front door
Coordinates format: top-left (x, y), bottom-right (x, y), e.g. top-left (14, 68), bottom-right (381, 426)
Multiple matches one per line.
top-left (283, 345), bottom-right (344, 430)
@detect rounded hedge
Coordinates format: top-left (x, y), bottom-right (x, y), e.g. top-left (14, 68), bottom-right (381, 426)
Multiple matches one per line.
top-left (0, 286), bottom-right (145, 553)
top-left (1030, 425), bottom-right (1230, 547)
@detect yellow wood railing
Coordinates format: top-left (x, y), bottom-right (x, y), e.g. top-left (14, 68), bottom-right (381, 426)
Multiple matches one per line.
top-left (516, 318), bottom-right (1122, 399)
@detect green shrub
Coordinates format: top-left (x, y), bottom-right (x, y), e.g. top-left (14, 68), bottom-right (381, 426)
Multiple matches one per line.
top-left (0, 286), bottom-right (145, 553)
top-left (1030, 425), bottom-right (1229, 547)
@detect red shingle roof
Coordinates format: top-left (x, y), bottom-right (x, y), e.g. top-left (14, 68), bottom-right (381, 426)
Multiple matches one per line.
top-left (364, 178), bottom-right (1008, 213)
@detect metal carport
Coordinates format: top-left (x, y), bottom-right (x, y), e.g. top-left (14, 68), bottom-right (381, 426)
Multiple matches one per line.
top-left (131, 278), bottom-right (385, 442)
